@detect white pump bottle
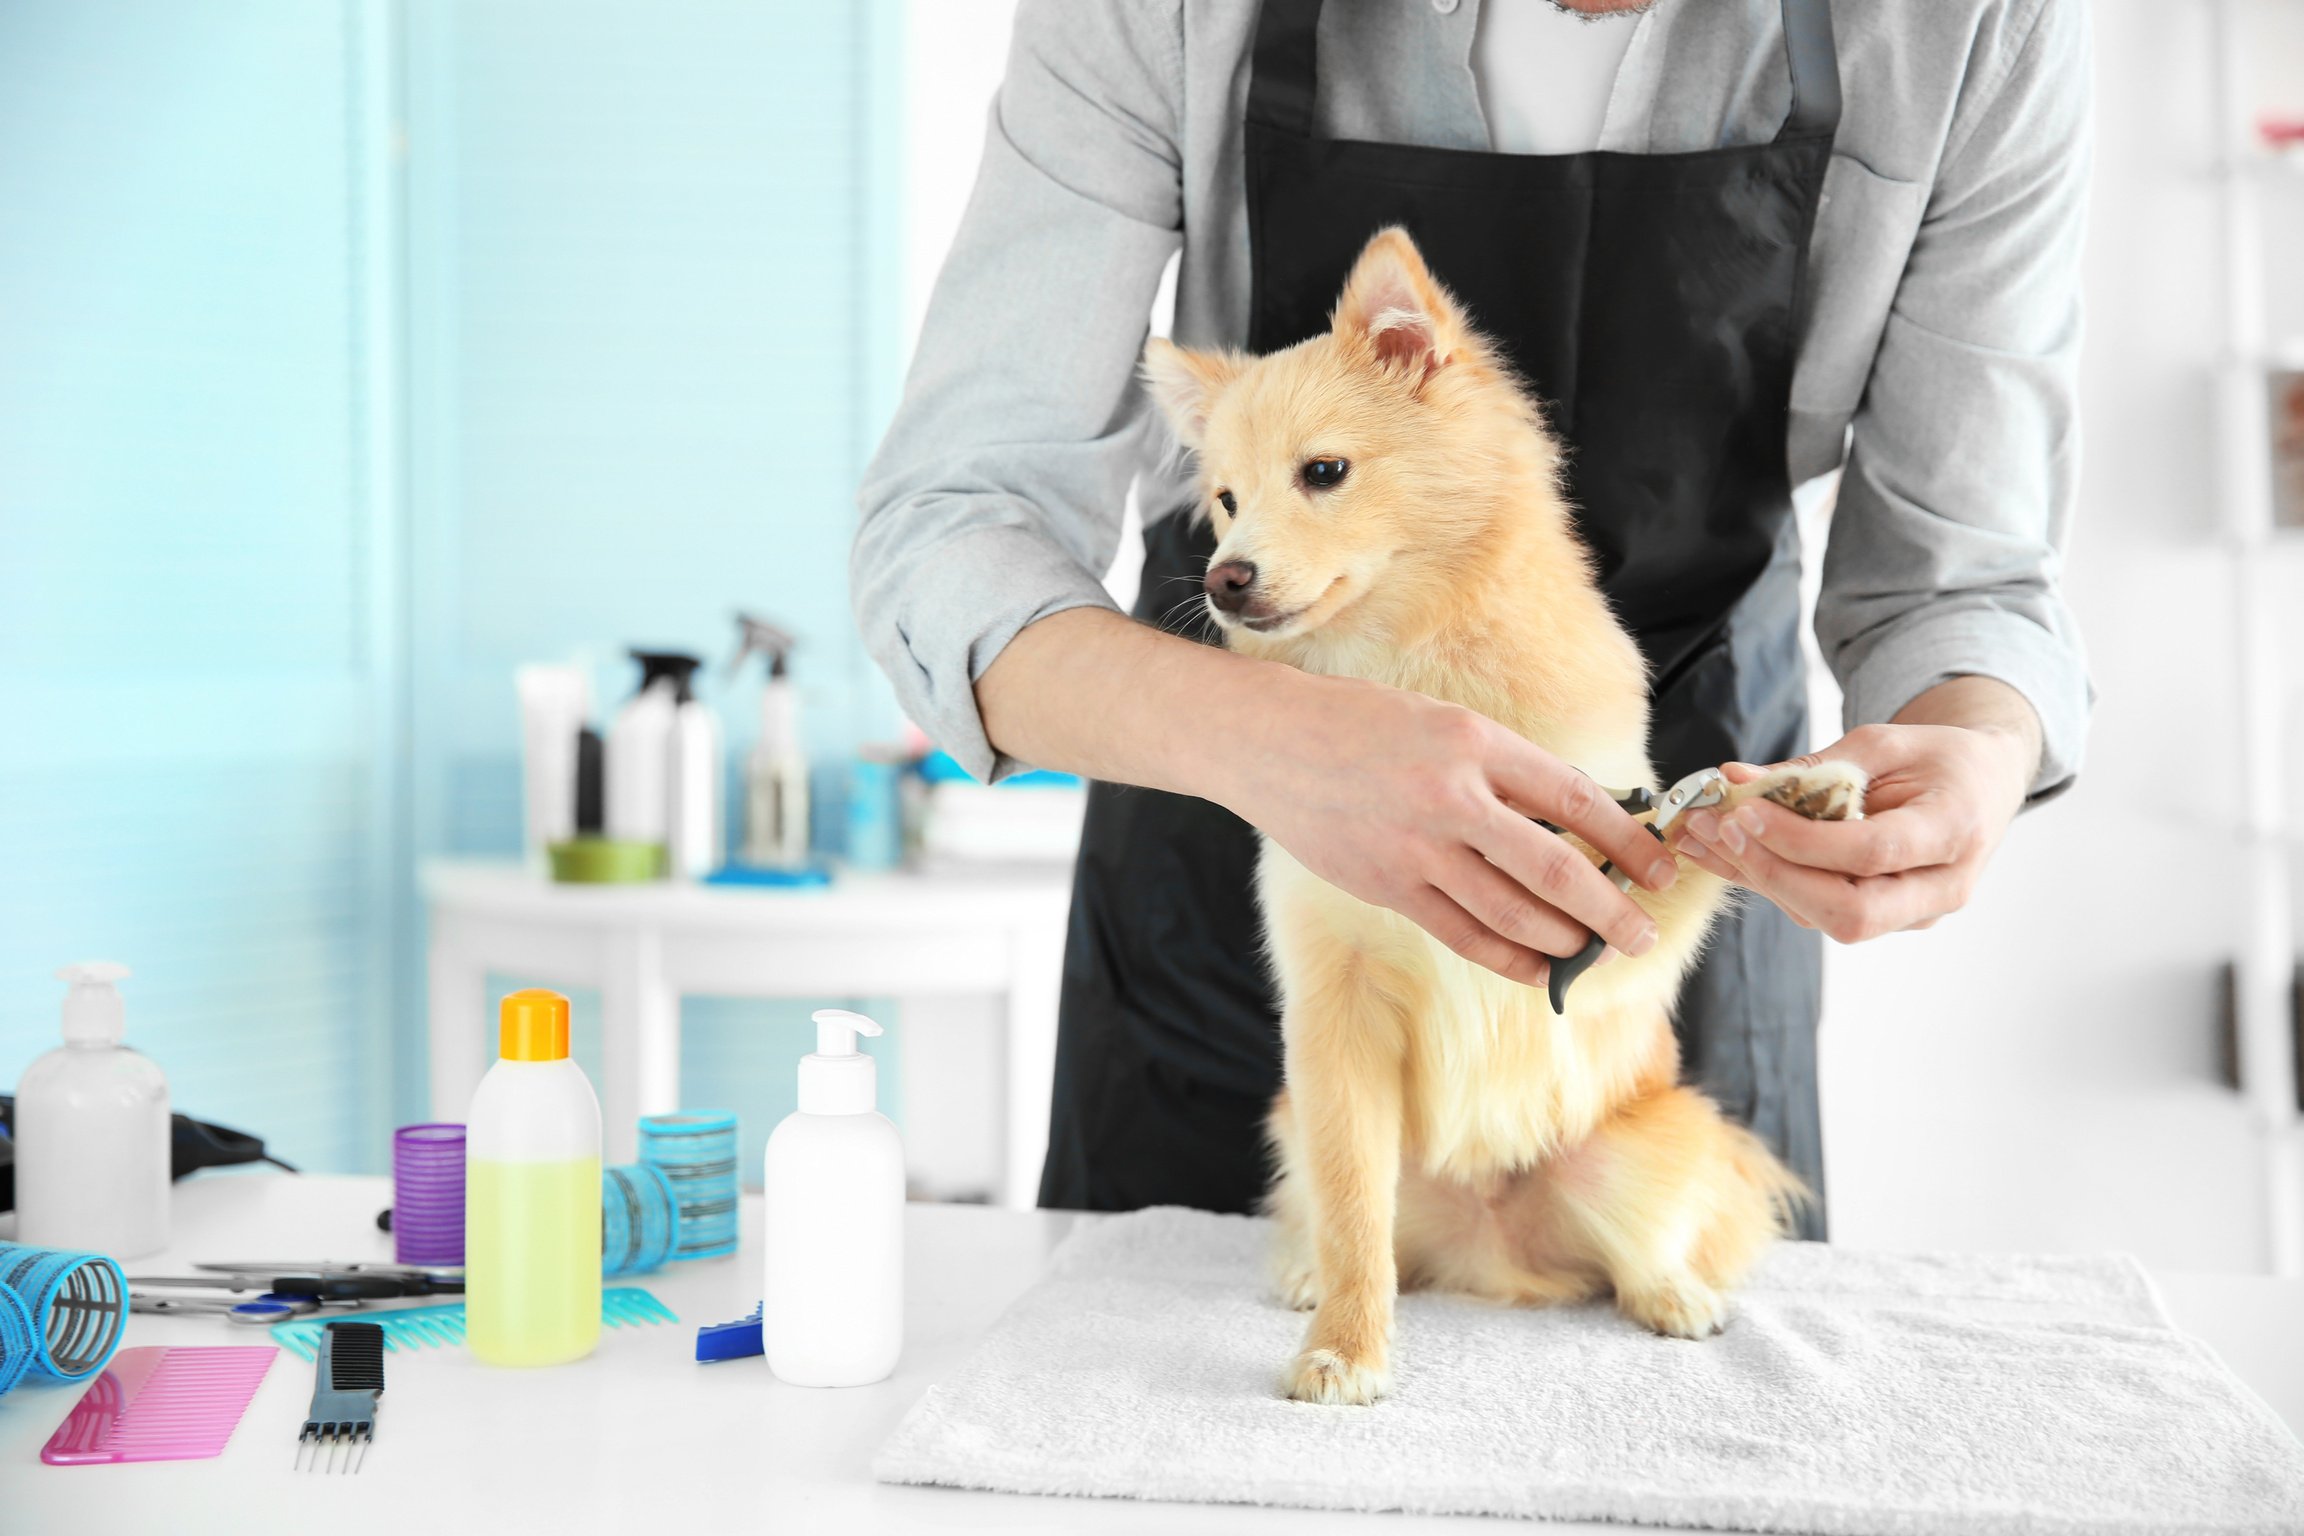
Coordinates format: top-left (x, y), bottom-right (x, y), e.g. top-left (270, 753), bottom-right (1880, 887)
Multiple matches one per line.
top-left (14, 963), bottom-right (171, 1258)
top-left (761, 1008), bottom-right (903, 1386)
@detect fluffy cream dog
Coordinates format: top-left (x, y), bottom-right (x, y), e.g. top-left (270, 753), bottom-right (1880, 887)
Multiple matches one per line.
top-left (1143, 228), bottom-right (1864, 1406)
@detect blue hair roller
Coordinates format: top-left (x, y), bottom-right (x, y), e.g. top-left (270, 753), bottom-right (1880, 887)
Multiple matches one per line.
top-left (0, 1279), bottom-right (37, 1396)
top-left (0, 1241), bottom-right (129, 1385)
top-left (638, 1112), bottom-right (739, 1261)
top-left (602, 1162), bottom-right (679, 1277)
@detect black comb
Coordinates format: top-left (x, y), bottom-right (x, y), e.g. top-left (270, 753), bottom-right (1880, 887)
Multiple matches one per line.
top-left (297, 1320), bottom-right (385, 1473)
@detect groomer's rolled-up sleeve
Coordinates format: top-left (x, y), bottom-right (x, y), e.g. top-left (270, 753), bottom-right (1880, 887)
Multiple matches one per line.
top-left (1816, 0), bottom-right (2094, 802)
top-left (852, 0), bottom-right (1185, 783)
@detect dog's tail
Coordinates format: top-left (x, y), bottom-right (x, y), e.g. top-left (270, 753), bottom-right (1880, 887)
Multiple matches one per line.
top-left (1724, 1118), bottom-right (1815, 1240)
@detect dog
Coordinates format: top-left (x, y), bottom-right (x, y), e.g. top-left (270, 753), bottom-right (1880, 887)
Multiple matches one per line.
top-left (1141, 228), bottom-right (1865, 1406)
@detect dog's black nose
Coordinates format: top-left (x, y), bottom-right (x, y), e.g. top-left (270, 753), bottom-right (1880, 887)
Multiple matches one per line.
top-left (1204, 560), bottom-right (1259, 615)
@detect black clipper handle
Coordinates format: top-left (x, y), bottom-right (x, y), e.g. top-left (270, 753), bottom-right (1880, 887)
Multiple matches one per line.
top-left (1546, 819), bottom-right (1668, 1015)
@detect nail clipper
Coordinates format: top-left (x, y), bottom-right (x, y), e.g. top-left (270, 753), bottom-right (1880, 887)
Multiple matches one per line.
top-left (1544, 766), bottom-right (1728, 1014)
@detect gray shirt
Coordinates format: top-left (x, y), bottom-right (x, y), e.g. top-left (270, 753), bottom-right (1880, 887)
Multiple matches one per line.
top-left (854, 0), bottom-right (2092, 796)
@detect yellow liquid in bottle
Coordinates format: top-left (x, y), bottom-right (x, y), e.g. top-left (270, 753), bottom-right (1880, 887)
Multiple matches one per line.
top-left (466, 1157), bottom-right (602, 1366)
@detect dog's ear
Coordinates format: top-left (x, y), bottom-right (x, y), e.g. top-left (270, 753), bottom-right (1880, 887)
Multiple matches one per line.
top-left (1142, 339), bottom-right (1242, 449)
top-left (1332, 227), bottom-right (1459, 392)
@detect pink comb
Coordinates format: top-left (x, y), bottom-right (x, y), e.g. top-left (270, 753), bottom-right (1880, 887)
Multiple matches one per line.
top-left (41, 1345), bottom-right (276, 1465)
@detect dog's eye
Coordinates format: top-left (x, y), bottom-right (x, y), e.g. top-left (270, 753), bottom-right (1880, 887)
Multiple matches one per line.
top-left (1217, 490), bottom-right (1237, 514)
top-left (1302, 458), bottom-right (1350, 491)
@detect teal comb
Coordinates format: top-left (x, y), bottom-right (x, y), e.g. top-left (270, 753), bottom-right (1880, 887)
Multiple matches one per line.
top-left (270, 1288), bottom-right (679, 1362)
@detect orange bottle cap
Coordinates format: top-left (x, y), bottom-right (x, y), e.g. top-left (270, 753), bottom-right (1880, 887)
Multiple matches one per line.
top-left (499, 988), bottom-right (571, 1061)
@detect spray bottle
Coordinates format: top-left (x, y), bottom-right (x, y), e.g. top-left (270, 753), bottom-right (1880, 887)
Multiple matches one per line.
top-left (13, 963), bottom-right (170, 1258)
top-left (731, 615), bottom-right (810, 869)
top-left (606, 650), bottom-right (722, 879)
top-left (466, 989), bottom-right (601, 1367)
top-left (761, 1009), bottom-right (903, 1386)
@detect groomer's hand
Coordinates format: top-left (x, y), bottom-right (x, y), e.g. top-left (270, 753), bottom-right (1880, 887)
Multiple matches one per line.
top-left (1671, 676), bottom-right (2042, 943)
top-left (1210, 671), bottom-right (1677, 987)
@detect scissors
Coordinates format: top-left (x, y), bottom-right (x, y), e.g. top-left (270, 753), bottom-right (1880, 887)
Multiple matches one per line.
top-left (178, 1261), bottom-right (463, 1300)
top-left (1541, 766), bottom-right (1729, 1014)
top-left (128, 1289), bottom-right (329, 1325)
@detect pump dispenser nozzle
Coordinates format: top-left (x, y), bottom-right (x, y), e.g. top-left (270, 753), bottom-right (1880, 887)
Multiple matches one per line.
top-left (798, 1008), bottom-right (883, 1115)
top-left (56, 962), bottom-right (130, 1045)
top-left (813, 1007), bottom-right (881, 1056)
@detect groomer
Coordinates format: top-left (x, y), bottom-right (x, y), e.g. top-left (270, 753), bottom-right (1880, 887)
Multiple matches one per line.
top-left (855, 0), bottom-right (2091, 1239)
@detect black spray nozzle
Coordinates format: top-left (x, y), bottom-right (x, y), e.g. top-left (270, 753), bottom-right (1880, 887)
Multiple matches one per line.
top-left (730, 613), bottom-right (798, 681)
top-left (629, 649), bottom-right (703, 703)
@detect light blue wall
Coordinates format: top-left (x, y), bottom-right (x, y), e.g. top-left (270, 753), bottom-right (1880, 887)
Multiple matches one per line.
top-left (400, 0), bottom-right (909, 1182)
top-left (1, 1), bottom-right (910, 1182)
top-left (0, 1), bottom-right (399, 1173)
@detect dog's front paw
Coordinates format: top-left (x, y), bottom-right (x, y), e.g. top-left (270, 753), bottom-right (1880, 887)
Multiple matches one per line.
top-left (1618, 1276), bottom-right (1728, 1340)
top-left (1752, 760), bottom-right (1865, 823)
top-left (1282, 1346), bottom-right (1391, 1405)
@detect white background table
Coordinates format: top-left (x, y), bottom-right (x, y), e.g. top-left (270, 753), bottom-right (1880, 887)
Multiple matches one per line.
top-left (423, 859), bottom-right (1072, 1205)
top-left (3, 1174), bottom-right (2299, 1535)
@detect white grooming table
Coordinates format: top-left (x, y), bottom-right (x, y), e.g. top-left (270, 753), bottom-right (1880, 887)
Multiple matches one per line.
top-left (421, 858), bottom-right (1071, 1204)
top-left (0, 1174), bottom-right (2297, 1534)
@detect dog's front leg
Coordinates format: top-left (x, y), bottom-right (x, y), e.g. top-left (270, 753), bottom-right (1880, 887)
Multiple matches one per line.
top-left (1279, 971), bottom-right (1405, 1406)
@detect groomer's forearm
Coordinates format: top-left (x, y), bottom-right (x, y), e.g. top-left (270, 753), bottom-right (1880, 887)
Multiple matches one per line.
top-left (1891, 676), bottom-right (2044, 796)
top-left (976, 607), bottom-right (1295, 799)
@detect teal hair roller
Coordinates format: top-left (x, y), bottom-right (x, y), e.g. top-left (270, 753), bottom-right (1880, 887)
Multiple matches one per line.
top-left (0, 1241), bottom-right (129, 1386)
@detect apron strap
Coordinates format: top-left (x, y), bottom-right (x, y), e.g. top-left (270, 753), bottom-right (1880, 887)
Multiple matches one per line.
top-left (1776, 0), bottom-right (1843, 141)
top-left (1247, 0), bottom-right (1321, 136)
top-left (1249, 0), bottom-right (1842, 146)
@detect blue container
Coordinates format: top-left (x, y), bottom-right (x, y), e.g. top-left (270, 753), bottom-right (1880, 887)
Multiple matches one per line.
top-left (637, 1112), bottom-right (739, 1261)
top-left (845, 758), bottom-right (904, 871)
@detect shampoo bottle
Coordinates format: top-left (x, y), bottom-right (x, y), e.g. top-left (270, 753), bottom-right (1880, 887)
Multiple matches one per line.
top-left (466, 989), bottom-right (601, 1367)
top-left (668, 673), bottom-right (722, 880)
top-left (762, 1009), bottom-right (903, 1386)
top-left (733, 615), bottom-right (809, 869)
top-left (13, 963), bottom-right (169, 1258)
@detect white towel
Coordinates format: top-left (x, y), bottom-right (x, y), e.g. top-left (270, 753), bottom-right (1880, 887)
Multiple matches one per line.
top-left (875, 1207), bottom-right (2304, 1534)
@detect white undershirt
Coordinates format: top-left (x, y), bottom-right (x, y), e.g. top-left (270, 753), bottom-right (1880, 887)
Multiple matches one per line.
top-left (1469, 1), bottom-right (1641, 157)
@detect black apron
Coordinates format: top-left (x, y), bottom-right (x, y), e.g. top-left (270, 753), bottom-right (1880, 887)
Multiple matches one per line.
top-left (1042, 0), bottom-right (1841, 1240)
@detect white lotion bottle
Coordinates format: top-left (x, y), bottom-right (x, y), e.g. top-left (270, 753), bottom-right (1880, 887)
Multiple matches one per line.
top-left (762, 1009), bottom-right (903, 1386)
top-left (14, 963), bottom-right (170, 1258)
top-left (606, 672), bottom-right (676, 849)
top-left (668, 687), bottom-right (722, 880)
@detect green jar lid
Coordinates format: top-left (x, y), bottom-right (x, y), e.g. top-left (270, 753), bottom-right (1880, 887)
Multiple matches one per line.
top-left (548, 838), bottom-right (665, 884)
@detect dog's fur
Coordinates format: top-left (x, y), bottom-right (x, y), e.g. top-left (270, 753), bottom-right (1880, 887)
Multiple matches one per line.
top-left (1142, 229), bottom-right (1865, 1406)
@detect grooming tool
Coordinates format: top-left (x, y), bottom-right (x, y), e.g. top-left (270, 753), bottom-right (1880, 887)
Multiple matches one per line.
top-left (603, 1161), bottom-right (679, 1277)
top-left (129, 1289), bottom-right (319, 1324)
top-left (40, 1345), bottom-right (275, 1464)
top-left (639, 1111), bottom-right (739, 1260)
top-left (0, 1277), bottom-right (38, 1396)
top-left (297, 1321), bottom-right (384, 1473)
top-left (195, 1258), bottom-right (463, 1280)
top-left (392, 1122), bottom-right (467, 1266)
top-left (695, 1302), bottom-right (763, 1362)
top-left (268, 1286), bottom-right (679, 1362)
top-left (1543, 767), bottom-right (1729, 1014)
top-left (0, 1240), bottom-right (129, 1384)
top-left (173, 1262), bottom-right (463, 1299)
